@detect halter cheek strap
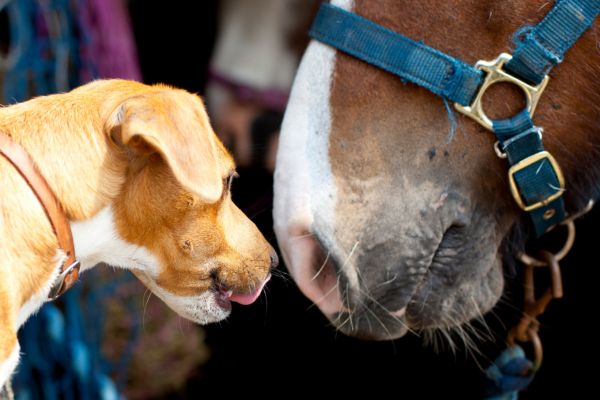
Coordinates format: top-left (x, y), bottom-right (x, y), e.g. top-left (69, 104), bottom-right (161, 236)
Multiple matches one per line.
top-left (0, 132), bottom-right (80, 300)
top-left (310, 1), bottom-right (600, 237)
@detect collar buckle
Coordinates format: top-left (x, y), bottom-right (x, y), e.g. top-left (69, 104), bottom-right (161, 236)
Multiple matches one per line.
top-left (48, 260), bottom-right (81, 300)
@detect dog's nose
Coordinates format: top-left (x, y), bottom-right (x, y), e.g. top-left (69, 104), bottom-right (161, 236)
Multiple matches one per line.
top-left (269, 250), bottom-right (279, 270)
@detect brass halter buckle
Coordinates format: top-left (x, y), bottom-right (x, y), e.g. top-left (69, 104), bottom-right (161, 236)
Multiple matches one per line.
top-left (454, 53), bottom-right (549, 131)
top-left (508, 151), bottom-right (565, 212)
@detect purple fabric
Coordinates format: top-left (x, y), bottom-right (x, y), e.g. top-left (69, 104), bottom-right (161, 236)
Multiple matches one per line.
top-left (209, 69), bottom-right (290, 112)
top-left (78, 0), bottom-right (141, 82)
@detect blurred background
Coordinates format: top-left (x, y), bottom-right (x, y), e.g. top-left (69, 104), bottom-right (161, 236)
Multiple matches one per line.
top-left (1, 0), bottom-right (598, 398)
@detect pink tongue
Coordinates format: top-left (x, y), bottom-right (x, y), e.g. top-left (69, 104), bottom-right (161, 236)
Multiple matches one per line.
top-left (229, 274), bottom-right (271, 305)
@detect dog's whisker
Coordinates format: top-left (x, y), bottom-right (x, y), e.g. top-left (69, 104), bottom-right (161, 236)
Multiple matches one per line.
top-left (176, 315), bottom-right (183, 333)
top-left (142, 288), bottom-right (152, 330)
top-left (262, 288), bottom-right (269, 320)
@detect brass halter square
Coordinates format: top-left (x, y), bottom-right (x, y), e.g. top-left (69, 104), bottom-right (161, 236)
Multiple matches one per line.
top-left (454, 53), bottom-right (549, 131)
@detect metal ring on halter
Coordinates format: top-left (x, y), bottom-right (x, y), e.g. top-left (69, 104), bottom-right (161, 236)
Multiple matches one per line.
top-left (454, 53), bottom-right (549, 132)
top-left (528, 328), bottom-right (544, 371)
top-left (539, 250), bottom-right (563, 299)
top-left (507, 326), bottom-right (544, 372)
top-left (518, 220), bottom-right (575, 267)
top-left (493, 141), bottom-right (507, 159)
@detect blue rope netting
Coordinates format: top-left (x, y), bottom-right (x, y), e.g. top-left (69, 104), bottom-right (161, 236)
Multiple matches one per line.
top-left (1, 0), bottom-right (81, 102)
top-left (13, 270), bottom-right (141, 400)
top-left (1, 0), bottom-right (139, 397)
top-left (13, 288), bottom-right (118, 400)
top-left (12, 270), bottom-right (140, 399)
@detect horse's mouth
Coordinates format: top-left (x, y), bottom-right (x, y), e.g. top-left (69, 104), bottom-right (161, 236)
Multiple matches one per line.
top-left (325, 226), bottom-right (504, 340)
top-left (404, 250), bottom-right (503, 332)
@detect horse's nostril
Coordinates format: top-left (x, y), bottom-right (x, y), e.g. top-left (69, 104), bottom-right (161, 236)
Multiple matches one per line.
top-left (442, 223), bottom-right (466, 242)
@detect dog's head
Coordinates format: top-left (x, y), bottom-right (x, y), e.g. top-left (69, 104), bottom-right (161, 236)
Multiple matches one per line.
top-left (104, 84), bottom-right (276, 324)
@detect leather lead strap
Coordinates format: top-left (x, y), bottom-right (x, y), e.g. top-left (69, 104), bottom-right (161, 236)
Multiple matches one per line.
top-left (0, 132), bottom-right (79, 299)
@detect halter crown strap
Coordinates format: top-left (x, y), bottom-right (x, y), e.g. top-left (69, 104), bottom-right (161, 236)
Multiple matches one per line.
top-left (309, 1), bottom-right (599, 237)
top-left (506, 0), bottom-right (600, 85)
top-left (0, 132), bottom-right (80, 299)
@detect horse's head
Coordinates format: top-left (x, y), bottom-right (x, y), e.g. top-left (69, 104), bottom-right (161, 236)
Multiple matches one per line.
top-left (274, 0), bottom-right (600, 340)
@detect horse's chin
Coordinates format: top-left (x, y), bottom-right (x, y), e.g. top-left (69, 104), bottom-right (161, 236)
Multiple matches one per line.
top-left (322, 252), bottom-right (504, 340)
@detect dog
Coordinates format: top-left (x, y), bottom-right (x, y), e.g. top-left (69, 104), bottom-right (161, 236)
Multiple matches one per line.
top-left (0, 79), bottom-right (277, 388)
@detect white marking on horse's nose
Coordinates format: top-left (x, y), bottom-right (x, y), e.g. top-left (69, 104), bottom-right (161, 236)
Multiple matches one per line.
top-left (274, 0), bottom-right (356, 318)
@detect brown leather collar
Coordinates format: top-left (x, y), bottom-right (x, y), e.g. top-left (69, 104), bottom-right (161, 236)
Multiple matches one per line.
top-left (0, 131), bottom-right (80, 299)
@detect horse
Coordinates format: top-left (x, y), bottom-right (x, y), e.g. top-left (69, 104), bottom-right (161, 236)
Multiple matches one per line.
top-left (273, 0), bottom-right (600, 341)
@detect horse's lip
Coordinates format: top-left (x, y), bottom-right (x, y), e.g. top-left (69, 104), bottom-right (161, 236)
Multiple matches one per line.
top-left (330, 306), bottom-right (411, 340)
top-left (312, 232), bottom-right (457, 339)
top-left (403, 224), bottom-right (500, 329)
top-left (376, 228), bottom-right (459, 329)
top-left (404, 236), bottom-right (452, 310)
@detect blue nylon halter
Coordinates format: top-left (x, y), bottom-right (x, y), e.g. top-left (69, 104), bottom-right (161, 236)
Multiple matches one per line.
top-left (309, 1), bottom-right (599, 237)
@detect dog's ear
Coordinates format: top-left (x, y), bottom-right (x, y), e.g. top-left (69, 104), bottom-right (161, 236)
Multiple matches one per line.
top-left (108, 94), bottom-right (222, 203)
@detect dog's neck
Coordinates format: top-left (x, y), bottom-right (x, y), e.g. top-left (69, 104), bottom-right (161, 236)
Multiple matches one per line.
top-left (70, 205), bottom-right (159, 275)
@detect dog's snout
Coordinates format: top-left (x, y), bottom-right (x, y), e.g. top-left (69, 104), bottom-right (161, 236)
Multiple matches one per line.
top-left (208, 246), bottom-right (274, 296)
top-left (209, 269), bottom-right (225, 290)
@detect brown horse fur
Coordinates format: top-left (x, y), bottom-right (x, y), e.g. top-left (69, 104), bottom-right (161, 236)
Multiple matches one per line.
top-left (274, 0), bottom-right (599, 340)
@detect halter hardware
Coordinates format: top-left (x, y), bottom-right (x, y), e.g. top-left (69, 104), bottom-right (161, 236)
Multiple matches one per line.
top-left (454, 53), bottom-right (549, 132)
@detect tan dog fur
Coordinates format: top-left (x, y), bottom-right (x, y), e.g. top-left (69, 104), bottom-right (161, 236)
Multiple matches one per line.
top-left (0, 79), bottom-right (274, 386)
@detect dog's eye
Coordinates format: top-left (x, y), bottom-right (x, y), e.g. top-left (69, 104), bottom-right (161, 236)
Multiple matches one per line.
top-left (223, 171), bottom-right (237, 195)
